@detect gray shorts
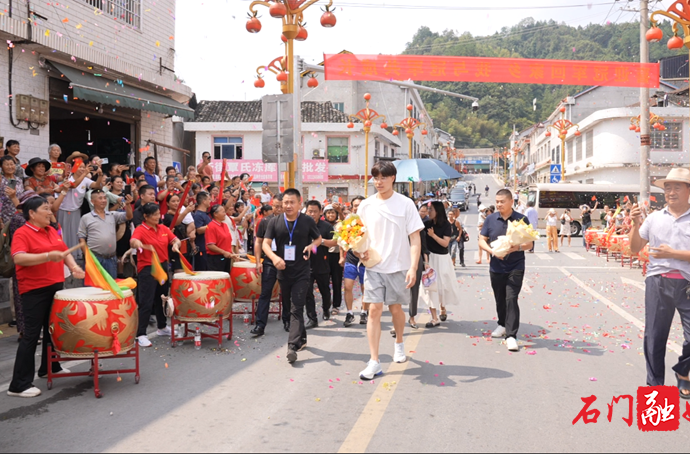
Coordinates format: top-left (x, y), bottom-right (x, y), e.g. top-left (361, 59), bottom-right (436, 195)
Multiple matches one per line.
top-left (363, 270), bottom-right (409, 306)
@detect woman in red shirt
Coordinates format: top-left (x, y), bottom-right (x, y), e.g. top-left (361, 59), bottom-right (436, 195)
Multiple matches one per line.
top-left (130, 203), bottom-right (181, 348)
top-left (7, 196), bottom-right (85, 398)
top-left (206, 204), bottom-right (239, 273)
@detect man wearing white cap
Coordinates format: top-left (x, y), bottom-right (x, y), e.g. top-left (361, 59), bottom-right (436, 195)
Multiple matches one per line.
top-left (630, 168), bottom-right (690, 398)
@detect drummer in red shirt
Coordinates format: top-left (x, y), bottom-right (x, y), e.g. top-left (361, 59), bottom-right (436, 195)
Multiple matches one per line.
top-left (7, 196), bottom-right (85, 398)
top-left (130, 203), bottom-right (182, 348)
top-left (206, 204), bottom-right (241, 273)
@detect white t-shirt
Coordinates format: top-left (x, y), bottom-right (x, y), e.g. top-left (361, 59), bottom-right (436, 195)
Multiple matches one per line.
top-left (59, 176), bottom-right (94, 212)
top-left (260, 192), bottom-right (272, 204)
top-left (546, 214), bottom-right (559, 227)
top-left (358, 192), bottom-right (424, 274)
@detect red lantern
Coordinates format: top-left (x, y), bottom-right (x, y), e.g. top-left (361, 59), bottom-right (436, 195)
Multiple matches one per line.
top-left (296, 26), bottom-right (308, 42)
top-left (560, 129), bottom-right (567, 136)
top-left (276, 71), bottom-right (288, 82)
top-left (246, 15), bottom-right (262, 34)
top-left (380, 122), bottom-right (388, 129)
top-left (307, 76), bottom-right (318, 88)
top-left (254, 77), bottom-right (265, 88)
top-left (269, 2), bottom-right (287, 18)
top-left (574, 130), bottom-right (581, 136)
top-left (646, 26), bottom-right (663, 43)
top-left (658, 124), bottom-right (667, 131)
top-left (559, 106), bottom-right (566, 113)
top-left (364, 93), bottom-right (371, 101)
top-left (320, 7), bottom-right (336, 28)
top-left (405, 128), bottom-right (413, 135)
top-left (545, 131), bottom-right (551, 137)
top-left (629, 124), bottom-right (636, 130)
top-left (635, 126), bottom-right (641, 133)
top-left (281, 33), bottom-right (287, 43)
top-left (392, 130), bottom-right (399, 136)
top-left (668, 35), bottom-right (684, 49)
top-left (364, 120), bottom-right (372, 128)
top-left (406, 104), bottom-right (413, 111)
top-left (421, 130), bottom-right (428, 135)
top-left (347, 122), bottom-right (354, 129)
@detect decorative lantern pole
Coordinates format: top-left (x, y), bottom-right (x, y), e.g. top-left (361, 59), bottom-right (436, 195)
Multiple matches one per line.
top-left (544, 105), bottom-right (580, 181)
top-left (347, 93), bottom-right (388, 197)
top-left (247, 0), bottom-right (336, 189)
top-left (393, 104), bottom-right (427, 195)
top-left (630, 112), bottom-right (666, 133)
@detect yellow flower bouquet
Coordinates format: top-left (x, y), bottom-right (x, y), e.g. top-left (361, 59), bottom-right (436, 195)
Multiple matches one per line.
top-left (490, 219), bottom-right (540, 259)
top-left (333, 214), bottom-right (381, 267)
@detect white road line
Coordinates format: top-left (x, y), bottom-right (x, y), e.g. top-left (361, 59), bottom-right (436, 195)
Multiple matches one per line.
top-left (534, 253), bottom-right (553, 261)
top-left (558, 267), bottom-right (682, 355)
top-left (621, 276), bottom-right (645, 290)
top-left (562, 252), bottom-right (585, 261)
top-left (521, 283), bottom-right (533, 294)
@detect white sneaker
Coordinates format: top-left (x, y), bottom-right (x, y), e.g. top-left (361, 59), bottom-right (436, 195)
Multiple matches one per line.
top-left (506, 337), bottom-right (519, 352)
top-left (394, 342), bottom-right (407, 363)
top-left (38, 368), bottom-right (71, 378)
top-left (491, 325), bottom-right (506, 338)
top-left (359, 360), bottom-right (383, 380)
top-left (137, 335), bottom-right (152, 348)
top-left (7, 386), bottom-right (41, 398)
top-left (156, 327), bottom-right (172, 337)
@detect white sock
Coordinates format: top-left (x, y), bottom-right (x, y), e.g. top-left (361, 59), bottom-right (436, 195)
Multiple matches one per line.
top-left (361, 311), bottom-right (367, 315)
top-left (347, 310), bottom-right (354, 315)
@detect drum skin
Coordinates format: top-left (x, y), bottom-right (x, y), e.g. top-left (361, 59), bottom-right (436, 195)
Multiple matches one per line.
top-left (49, 288), bottom-right (138, 358)
top-left (230, 261), bottom-right (279, 302)
top-left (171, 271), bottom-right (234, 321)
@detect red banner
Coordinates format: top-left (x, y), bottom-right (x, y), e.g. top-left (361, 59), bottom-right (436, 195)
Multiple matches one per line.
top-left (324, 54), bottom-right (660, 88)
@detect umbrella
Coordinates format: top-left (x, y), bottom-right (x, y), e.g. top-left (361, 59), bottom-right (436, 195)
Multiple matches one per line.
top-left (391, 159), bottom-right (462, 183)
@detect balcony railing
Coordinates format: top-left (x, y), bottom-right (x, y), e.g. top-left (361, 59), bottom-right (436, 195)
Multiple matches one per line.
top-left (84, 0), bottom-right (141, 29)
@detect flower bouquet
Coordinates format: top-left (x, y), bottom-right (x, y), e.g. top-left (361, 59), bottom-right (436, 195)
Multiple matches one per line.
top-left (490, 219), bottom-right (540, 259)
top-left (333, 214), bottom-right (381, 267)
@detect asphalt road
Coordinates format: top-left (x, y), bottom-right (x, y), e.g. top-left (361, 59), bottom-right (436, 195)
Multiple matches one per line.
top-left (1, 174), bottom-right (689, 452)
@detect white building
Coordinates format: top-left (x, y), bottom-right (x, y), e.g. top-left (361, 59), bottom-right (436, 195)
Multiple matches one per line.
top-left (184, 100), bottom-right (400, 202)
top-left (0, 0), bottom-right (193, 170)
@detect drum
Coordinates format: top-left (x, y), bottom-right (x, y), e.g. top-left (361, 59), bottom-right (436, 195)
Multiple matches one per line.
top-left (639, 244), bottom-right (650, 262)
top-left (230, 261), bottom-right (280, 302)
top-left (620, 237), bottom-right (632, 256)
top-left (171, 271), bottom-right (234, 322)
top-left (609, 235), bottom-right (623, 252)
top-left (49, 287), bottom-right (138, 358)
top-left (585, 229), bottom-right (598, 245)
top-left (596, 231), bottom-right (608, 248)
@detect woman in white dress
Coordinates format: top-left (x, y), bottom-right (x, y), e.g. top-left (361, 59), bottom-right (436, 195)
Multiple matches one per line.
top-left (420, 201), bottom-right (463, 327)
top-left (560, 209), bottom-right (572, 247)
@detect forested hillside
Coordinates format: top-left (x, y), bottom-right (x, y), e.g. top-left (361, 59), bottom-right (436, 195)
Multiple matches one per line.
top-left (404, 18), bottom-right (680, 148)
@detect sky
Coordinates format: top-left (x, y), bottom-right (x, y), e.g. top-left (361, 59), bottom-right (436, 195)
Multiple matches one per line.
top-left (175, 0), bottom-right (674, 101)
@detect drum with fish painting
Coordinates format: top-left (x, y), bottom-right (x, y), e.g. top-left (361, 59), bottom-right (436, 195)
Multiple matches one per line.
top-left (230, 261), bottom-right (280, 302)
top-left (171, 271), bottom-right (234, 321)
top-left (49, 287), bottom-right (138, 358)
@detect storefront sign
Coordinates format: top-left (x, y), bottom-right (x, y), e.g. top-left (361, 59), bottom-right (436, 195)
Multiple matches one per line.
top-left (324, 54), bottom-right (660, 88)
top-left (211, 159), bottom-right (328, 183)
top-left (302, 160), bottom-right (329, 182)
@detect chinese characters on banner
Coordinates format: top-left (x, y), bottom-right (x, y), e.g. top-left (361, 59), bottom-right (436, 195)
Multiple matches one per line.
top-left (572, 386), bottom-right (685, 432)
top-left (324, 54), bottom-right (660, 89)
top-left (210, 159), bottom-right (328, 183)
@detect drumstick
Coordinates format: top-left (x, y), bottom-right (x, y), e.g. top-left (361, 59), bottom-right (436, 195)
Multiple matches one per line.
top-left (66, 244), bottom-right (83, 255)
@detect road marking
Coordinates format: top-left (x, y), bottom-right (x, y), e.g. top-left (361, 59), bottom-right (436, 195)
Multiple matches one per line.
top-left (562, 252), bottom-right (585, 261)
top-left (521, 283), bottom-right (533, 294)
top-left (338, 315), bottom-right (429, 453)
top-left (535, 253), bottom-right (552, 261)
top-left (558, 267), bottom-right (682, 355)
top-left (621, 276), bottom-right (645, 290)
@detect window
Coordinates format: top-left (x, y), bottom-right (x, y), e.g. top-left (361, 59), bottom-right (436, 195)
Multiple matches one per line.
top-left (652, 122), bottom-right (682, 150)
top-left (575, 135), bottom-right (582, 162)
top-left (552, 145), bottom-right (560, 164)
top-left (374, 140), bottom-right (380, 157)
top-left (214, 137), bottom-right (243, 160)
top-left (327, 137), bottom-right (349, 163)
top-left (333, 102), bottom-right (345, 113)
top-left (384, 145), bottom-right (389, 157)
top-left (585, 131), bottom-right (594, 158)
top-left (566, 139), bottom-right (573, 164)
top-left (84, 0), bottom-right (141, 28)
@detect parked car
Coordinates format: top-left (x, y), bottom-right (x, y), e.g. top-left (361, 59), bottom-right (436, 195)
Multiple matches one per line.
top-left (449, 188), bottom-right (468, 211)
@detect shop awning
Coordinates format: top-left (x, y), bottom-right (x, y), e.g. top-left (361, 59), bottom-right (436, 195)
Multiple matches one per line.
top-left (47, 61), bottom-right (194, 119)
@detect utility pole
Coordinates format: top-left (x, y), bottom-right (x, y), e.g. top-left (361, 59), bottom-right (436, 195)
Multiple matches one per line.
top-left (639, 0), bottom-right (651, 206)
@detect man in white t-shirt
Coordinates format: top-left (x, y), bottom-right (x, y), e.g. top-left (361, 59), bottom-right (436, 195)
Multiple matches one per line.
top-left (259, 183), bottom-right (273, 204)
top-left (356, 161), bottom-right (424, 380)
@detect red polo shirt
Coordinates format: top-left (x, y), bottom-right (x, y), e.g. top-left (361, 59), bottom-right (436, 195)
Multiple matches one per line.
top-left (205, 219), bottom-right (233, 255)
top-left (131, 223), bottom-right (176, 272)
top-left (11, 222), bottom-right (68, 294)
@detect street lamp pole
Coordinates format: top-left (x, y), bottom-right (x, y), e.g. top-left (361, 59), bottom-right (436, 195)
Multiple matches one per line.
top-left (545, 105), bottom-right (580, 182)
top-left (394, 104), bottom-right (427, 196)
top-left (247, 0), bottom-right (337, 190)
top-left (347, 93), bottom-right (388, 197)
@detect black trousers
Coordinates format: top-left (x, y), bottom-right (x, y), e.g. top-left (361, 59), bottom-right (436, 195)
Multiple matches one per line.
top-left (9, 283), bottom-right (64, 393)
top-left (137, 265), bottom-right (170, 337)
top-left (306, 272), bottom-right (332, 321)
top-left (280, 275), bottom-right (310, 349)
top-left (327, 253), bottom-right (343, 309)
top-left (409, 255), bottom-right (424, 318)
top-left (489, 270), bottom-right (525, 339)
top-left (207, 254), bottom-right (231, 273)
top-left (644, 275), bottom-right (690, 386)
top-left (255, 264), bottom-right (287, 328)
top-left (194, 251), bottom-right (208, 272)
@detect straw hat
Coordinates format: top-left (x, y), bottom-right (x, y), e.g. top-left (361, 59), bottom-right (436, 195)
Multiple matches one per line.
top-left (653, 168), bottom-right (690, 189)
top-left (548, 208), bottom-right (556, 215)
top-left (65, 151), bottom-right (89, 164)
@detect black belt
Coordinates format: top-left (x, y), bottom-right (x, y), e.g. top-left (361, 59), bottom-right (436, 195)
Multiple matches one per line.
top-left (93, 252), bottom-right (117, 259)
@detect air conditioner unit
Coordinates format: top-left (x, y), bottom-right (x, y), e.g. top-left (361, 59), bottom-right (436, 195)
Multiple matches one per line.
top-left (312, 149), bottom-right (325, 159)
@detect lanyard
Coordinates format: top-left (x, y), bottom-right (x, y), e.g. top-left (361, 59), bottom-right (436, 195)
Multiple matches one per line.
top-left (284, 213), bottom-right (298, 245)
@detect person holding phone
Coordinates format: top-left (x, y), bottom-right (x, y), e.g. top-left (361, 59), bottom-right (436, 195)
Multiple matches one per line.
top-left (197, 152), bottom-right (214, 178)
top-left (0, 155), bottom-right (24, 224)
top-left (629, 168), bottom-right (690, 398)
top-left (4, 140), bottom-right (25, 180)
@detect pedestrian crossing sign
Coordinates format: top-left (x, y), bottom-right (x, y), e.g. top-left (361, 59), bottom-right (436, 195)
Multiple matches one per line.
top-left (550, 164), bottom-right (561, 175)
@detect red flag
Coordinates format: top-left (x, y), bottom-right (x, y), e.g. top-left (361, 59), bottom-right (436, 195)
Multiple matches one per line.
top-left (650, 195), bottom-right (657, 202)
top-left (170, 179), bottom-right (192, 229)
top-left (218, 159), bottom-right (227, 205)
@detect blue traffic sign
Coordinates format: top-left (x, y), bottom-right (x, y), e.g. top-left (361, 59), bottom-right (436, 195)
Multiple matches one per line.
top-left (550, 164), bottom-right (562, 175)
top-left (550, 174), bottom-right (562, 183)
top-left (455, 160), bottom-right (460, 165)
